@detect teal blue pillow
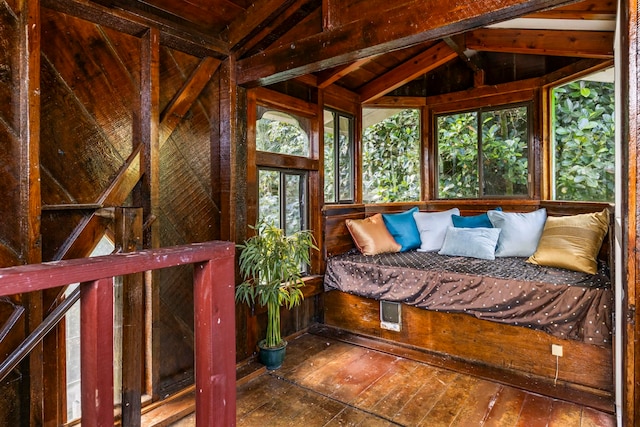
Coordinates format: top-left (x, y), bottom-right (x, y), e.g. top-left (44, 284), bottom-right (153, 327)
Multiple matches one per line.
top-left (439, 227), bottom-right (501, 260)
top-left (382, 207), bottom-right (421, 252)
top-left (452, 207), bottom-right (501, 228)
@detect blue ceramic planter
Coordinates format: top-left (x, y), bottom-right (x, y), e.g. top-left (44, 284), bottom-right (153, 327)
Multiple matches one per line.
top-left (258, 340), bottom-right (287, 370)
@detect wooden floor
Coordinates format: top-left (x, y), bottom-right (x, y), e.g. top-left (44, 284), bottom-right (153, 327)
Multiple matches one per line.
top-left (172, 331), bottom-right (616, 427)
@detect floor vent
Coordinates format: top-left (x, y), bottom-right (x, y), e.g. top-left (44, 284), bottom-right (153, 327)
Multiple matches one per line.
top-left (380, 301), bottom-right (401, 332)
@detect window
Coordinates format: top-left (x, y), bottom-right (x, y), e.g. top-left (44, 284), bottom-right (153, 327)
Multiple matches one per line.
top-left (258, 169), bottom-right (308, 236)
top-left (436, 104), bottom-right (530, 198)
top-left (324, 109), bottom-right (354, 203)
top-left (255, 101), bottom-right (312, 236)
top-left (256, 106), bottom-right (310, 157)
top-left (362, 108), bottom-right (421, 203)
top-left (551, 69), bottom-right (615, 202)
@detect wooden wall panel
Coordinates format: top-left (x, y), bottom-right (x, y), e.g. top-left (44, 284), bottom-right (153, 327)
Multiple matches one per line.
top-left (39, 60), bottom-right (122, 203)
top-left (0, 1), bottom-right (21, 258)
top-left (159, 49), bottom-right (200, 114)
top-left (41, 9), bottom-right (137, 159)
top-left (39, 10), bottom-right (141, 260)
top-left (155, 46), bottom-right (220, 392)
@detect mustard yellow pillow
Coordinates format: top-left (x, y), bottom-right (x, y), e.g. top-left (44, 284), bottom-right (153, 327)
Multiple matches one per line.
top-left (527, 209), bottom-right (609, 274)
top-left (346, 214), bottom-right (401, 256)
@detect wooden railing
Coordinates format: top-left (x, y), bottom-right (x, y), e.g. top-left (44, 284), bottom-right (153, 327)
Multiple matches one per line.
top-left (0, 241), bottom-right (236, 427)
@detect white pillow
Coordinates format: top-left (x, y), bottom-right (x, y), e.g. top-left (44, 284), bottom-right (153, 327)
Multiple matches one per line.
top-left (487, 208), bottom-right (547, 257)
top-left (439, 227), bottom-right (501, 260)
top-left (412, 208), bottom-right (460, 252)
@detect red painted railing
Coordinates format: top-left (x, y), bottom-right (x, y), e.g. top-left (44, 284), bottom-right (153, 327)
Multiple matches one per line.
top-left (0, 241), bottom-right (236, 426)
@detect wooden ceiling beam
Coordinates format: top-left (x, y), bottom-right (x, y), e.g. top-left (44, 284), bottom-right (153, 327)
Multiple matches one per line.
top-left (159, 57), bottom-right (221, 145)
top-left (465, 28), bottom-right (614, 58)
top-left (236, 0), bottom-right (578, 87)
top-left (316, 57), bottom-right (374, 89)
top-left (231, 0), bottom-right (320, 58)
top-left (42, 0), bottom-right (228, 58)
top-left (526, 0), bottom-right (616, 20)
top-left (359, 42), bottom-right (457, 104)
top-left (222, 0), bottom-right (293, 49)
top-left (443, 36), bottom-right (483, 73)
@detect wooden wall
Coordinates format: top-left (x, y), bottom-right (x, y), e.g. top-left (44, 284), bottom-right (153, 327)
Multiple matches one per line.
top-left (0, 1), bottom-right (240, 422)
top-left (0, 0), bottom-right (35, 423)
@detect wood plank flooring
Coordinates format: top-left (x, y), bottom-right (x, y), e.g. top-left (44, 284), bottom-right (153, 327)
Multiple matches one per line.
top-left (172, 331), bottom-right (616, 426)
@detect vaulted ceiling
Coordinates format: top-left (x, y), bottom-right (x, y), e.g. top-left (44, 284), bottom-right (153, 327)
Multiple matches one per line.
top-left (51, 0), bottom-right (616, 98)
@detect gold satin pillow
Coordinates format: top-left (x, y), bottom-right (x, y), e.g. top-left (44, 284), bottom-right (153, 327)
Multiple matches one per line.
top-left (346, 214), bottom-right (401, 256)
top-left (527, 209), bottom-right (609, 274)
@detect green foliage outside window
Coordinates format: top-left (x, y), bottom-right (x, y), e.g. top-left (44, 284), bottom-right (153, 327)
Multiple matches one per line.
top-left (362, 109), bottom-right (421, 203)
top-left (256, 107), bottom-right (310, 234)
top-left (481, 107), bottom-right (529, 196)
top-left (437, 112), bottom-right (479, 197)
top-left (552, 80), bottom-right (615, 202)
top-left (324, 110), bottom-right (354, 203)
top-left (256, 108), bottom-right (310, 157)
top-left (437, 105), bottom-right (529, 199)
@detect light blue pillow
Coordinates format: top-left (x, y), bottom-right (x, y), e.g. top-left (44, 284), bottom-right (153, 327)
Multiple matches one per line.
top-left (452, 207), bottom-right (502, 228)
top-left (382, 207), bottom-right (421, 252)
top-left (413, 208), bottom-right (460, 252)
top-left (439, 227), bottom-right (501, 260)
top-left (487, 208), bottom-right (547, 257)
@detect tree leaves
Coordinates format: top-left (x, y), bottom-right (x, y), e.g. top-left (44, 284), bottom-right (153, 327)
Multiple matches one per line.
top-left (362, 109), bottom-right (421, 203)
top-left (553, 80), bottom-right (615, 202)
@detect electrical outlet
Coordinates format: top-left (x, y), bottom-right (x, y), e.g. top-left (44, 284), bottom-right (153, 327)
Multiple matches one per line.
top-left (551, 344), bottom-right (563, 357)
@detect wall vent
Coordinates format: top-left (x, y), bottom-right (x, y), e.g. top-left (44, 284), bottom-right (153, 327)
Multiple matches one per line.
top-left (380, 301), bottom-right (401, 331)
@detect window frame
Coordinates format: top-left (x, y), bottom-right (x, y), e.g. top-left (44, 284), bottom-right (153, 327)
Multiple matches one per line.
top-left (432, 100), bottom-right (534, 200)
top-left (547, 71), bottom-right (615, 203)
top-left (248, 87), bottom-right (321, 274)
top-left (323, 108), bottom-right (355, 204)
top-left (361, 106), bottom-right (423, 204)
top-left (257, 167), bottom-right (309, 234)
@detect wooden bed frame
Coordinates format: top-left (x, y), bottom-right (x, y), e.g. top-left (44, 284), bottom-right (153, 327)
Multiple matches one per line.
top-left (321, 201), bottom-right (615, 411)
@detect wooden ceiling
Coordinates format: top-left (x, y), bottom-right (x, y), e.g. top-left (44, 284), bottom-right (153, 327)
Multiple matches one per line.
top-left (58, 0), bottom-right (616, 97)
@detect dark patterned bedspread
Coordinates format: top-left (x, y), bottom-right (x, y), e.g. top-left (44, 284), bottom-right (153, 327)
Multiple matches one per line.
top-left (324, 250), bottom-right (613, 346)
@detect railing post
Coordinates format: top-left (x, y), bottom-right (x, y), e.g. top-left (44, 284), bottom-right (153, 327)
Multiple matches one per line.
top-left (81, 277), bottom-right (115, 426)
top-left (115, 207), bottom-right (144, 427)
top-left (193, 252), bottom-right (236, 426)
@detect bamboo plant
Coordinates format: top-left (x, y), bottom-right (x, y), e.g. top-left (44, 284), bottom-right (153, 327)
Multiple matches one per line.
top-left (235, 220), bottom-right (317, 348)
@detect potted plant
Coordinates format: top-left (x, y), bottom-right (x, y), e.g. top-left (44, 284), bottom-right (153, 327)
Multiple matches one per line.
top-left (235, 220), bottom-right (317, 370)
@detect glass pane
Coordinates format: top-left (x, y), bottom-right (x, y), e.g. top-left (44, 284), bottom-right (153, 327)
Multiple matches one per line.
top-left (284, 174), bottom-right (303, 235)
top-left (362, 108), bottom-right (421, 203)
top-left (256, 107), bottom-right (310, 157)
top-left (481, 106), bottom-right (529, 196)
top-left (552, 77), bottom-right (615, 202)
top-left (437, 112), bottom-right (478, 198)
top-left (323, 110), bottom-right (336, 203)
top-left (259, 170), bottom-right (281, 227)
top-left (338, 115), bottom-right (354, 201)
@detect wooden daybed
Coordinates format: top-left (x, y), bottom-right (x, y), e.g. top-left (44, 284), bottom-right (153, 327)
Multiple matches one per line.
top-left (321, 202), bottom-right (615, 411)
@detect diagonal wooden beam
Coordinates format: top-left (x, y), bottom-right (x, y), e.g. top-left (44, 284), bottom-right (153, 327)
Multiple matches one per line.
top-left (54, 146), bottom-right (143, 260)
top-left (316, 57), bottom-right (374, 89)
top-left (359, 42), bottom-right (457, 104)
top-left (159, 57), bottom-right (221, 145)
top-left (231, 0), bottom-right (320, 58)
top-left (42, 0), bottom-right (228, 58)
top-left (444, 36), bottom-right (482, 73)
top-left (221, 0), bottom-right (293, 49)
top-left (465, 28), bottom-right (614, 58)
top-left (236, 0), bottom-right (577, 86)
